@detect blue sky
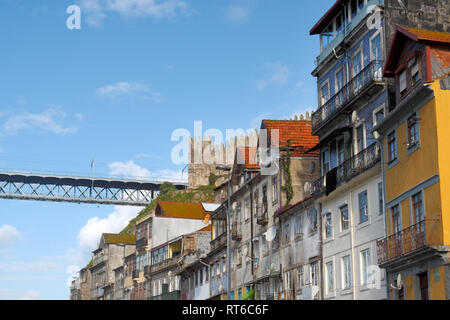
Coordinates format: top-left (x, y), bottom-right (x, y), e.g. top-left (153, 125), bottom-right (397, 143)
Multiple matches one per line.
top-left (0, 0), bottom-right (333, 299)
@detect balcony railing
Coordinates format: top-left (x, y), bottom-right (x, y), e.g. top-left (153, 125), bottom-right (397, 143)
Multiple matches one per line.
top-left (256, 206), bottom-right (268, 225)
top-left (376, 220), bottom-right (440, 265)
top-left (312, 143), bottom-right (380, 197)
top-left (92, 255), bottom-right (106, 267)
top-left (136, 237), bottom-right (148, 249)
top-left (312, 60), bottom-right (383, 133)
top-left (231, 222), bottom-right (242, 240)
top-left (211, 232), bottom-right (227, 251)
top-left (132, 269), bottom-right (140, 280)
top-left (149, 256), bottom-right (179, 274)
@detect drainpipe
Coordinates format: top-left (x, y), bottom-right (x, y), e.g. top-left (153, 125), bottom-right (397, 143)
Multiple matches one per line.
top-left (349, 186), bottom-right (357, 300)
top-left (247, 179), bottom-right (256, 290)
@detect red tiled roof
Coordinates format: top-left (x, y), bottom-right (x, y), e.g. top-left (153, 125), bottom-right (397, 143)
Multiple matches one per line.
top-left (155, 200), bottom-right (207, 220)
top-left (236, 147), bottom-right (259, 169)
top-left (384, 26), bottom-right (450, 77)
top-left (400, 26), bottom-right (450, 44)
top-left (261, 120), bottom-right (319, 158)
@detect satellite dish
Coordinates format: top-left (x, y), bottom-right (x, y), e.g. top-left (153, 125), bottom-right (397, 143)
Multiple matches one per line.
top-left (264, 226), bottom-right (277, 242)
top-left (219, 284), bottom-right (224, 292)
top-left (232, 202), bottom-right (237, 210)
top-left (396, 274), bottom-right (403, 290)
top-left (373, 130), bottom-right (380, 139)
top-left (168, 271), bottom-right (173, 277)
top-left (270, 263), bottom-right (276, 273)
top-left (243, 247), bottom-right (248, 257)
top-left (304, 182), bottom-right (312, 194)
top-left (351, 111), bottom-right (359, 124)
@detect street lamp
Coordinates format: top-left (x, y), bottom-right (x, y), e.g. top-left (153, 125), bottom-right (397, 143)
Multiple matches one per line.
top-left (216, 165), bottom-right (232, 300)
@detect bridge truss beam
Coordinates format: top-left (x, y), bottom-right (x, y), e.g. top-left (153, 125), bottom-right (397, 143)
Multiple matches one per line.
top-left (0, 172), bottom-right (187, 206)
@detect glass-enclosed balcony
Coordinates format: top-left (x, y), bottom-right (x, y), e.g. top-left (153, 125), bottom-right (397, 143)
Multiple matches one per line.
top-left (315, 0), bottom-right (384, 66)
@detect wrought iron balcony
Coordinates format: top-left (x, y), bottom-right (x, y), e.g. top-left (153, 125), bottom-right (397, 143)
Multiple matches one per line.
top-left (231, 222), bottom-right (242, 240)
top-left (312, 60), bottom-right (384, 134)
top-left (312, 143), bottom-right (380, 197)
top-left (92, 255), bottom-right (106, 267)
top-left (149, 256), bottom-right (179, 275)
top-left (211, 232), bottom-right (227, 251)
top-left (376, 220), bottom-right (441, 265)
top-left (132, 269), bottom-right (139, 280)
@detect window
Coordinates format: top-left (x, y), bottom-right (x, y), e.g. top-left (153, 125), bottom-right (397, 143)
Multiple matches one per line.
top-left (262, 236), bottom-right (268, 255)
top-left (262, 185), bottom-right (268, 214)
top-left (295, 216), bottom-right (303, 235)
top-left (326, 262), bottom-right (334, 293)
top-left (391, 205), bottom-right (401, 235)
top-left (361, 249), bottom-right (371, 285)
top-left (407, 114), bottom-right (419, 148)
top-left (340, 205), bottom-right (349, 231)
top-left (216, 262), bottom-right (220, 276)
top-left (272, 177), bottom-right (278, 204)
top-left (309, 209), bottom-right (318, 233)
top-left (387, 131), bottom-right (397, 163)
top-left (356, 124), bottom-right (365, 153)
top-left (352, 50), bottom-right (362, 77)
top-left (311, 262), bottom-right (318, 287)
top-left (399, 70), bottom-right (407, 95)
top-left (371, 32), bottom-right (382, 61)
top-left (336, 13), bottom-right (343, 35)
top-left (337, 139), bottom-right (345, 166)
top-left (284, 221), bottom-right (290, 243)
top-left (409, 56), bottom-right (420, 85)
top-left (412, 192), bottom-right (424, 225)
top-left (244, 197), bottom-right (250, 221)
top-left (325, 212), bottom-right (332, 239)
top-left (297, 266), bottom-right (304, 287)
top-left (236, 203), bottom-right (241, 224)
top-left (199, 269), bottom-right (203, 285)
top-left (342, 255), bottom-right (352, 290)
top-left (358, 191), bottom-right (368, 223)
top-left (222, 258), bottom-right (226, 273)
top-left (336, 67), bottom-right (345, 93)
top-left (378, 183), bottom-right (384, 215)
top-left (205, 266), bottom-right (209, 282)
top-left (320, 81), bottom-right (329, 106)
top-left (374, 108), bottom-right (385, 126)
top-left (322, 149), bottom-right (330, 174)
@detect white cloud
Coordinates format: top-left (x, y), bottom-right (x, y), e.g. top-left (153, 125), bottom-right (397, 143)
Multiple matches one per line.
top-left (226, 5), bottom-right (250, 22)
top-left (108, 160), bottom-right (184, 182)
top-left (97, 82), bottom-right (161, 102)
top-left (77, 206), bottom-right (142, 252)
top-left (0, 289), bottom-right (40, 300)
top-left (0, 261), bottom-right (59, 273)
top-left (0, 225), bottom-right (21, 247)
top-left (80, 0), bottom-right (190, 26)
top-left (257, 62), bottom-right (291, 91)
top-left (20, 290), bottom-right (40, 300)
top-left (1, 107), bottom-right (78, 136)
top-left (74, 113), bottom-right (84, 120)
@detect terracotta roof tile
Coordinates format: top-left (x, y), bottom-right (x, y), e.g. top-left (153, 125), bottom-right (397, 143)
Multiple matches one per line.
top-left (236, 147), bottom-right (260, 169)
top-left (261, 120), bottom-right (319, 157)
top-left (103, 233), bottom-right (136, 245)
top-left (155, 200), bottom-right (207, 220)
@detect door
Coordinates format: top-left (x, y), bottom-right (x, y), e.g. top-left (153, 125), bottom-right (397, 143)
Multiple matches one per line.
top-left (419, 273), bottom-right (429, 300)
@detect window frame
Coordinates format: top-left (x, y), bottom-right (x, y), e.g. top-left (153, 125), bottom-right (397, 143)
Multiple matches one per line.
top-left (358, 190), bottom-right (369, 224)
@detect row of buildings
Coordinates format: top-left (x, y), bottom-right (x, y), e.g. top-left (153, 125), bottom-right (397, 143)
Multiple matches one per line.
top-left (70, 0), bottom-right (450, 300)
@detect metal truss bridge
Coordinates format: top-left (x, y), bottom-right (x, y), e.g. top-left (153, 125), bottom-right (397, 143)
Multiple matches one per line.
top-left (0, 171), bottom-right (187, 206)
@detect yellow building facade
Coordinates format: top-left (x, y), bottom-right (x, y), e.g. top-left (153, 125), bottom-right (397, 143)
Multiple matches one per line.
top-left (374, 26), bottom-right (450, 300)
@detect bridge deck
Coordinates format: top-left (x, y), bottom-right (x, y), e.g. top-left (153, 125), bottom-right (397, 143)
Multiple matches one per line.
top-left (0, 171), bottom-right (187, 206)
